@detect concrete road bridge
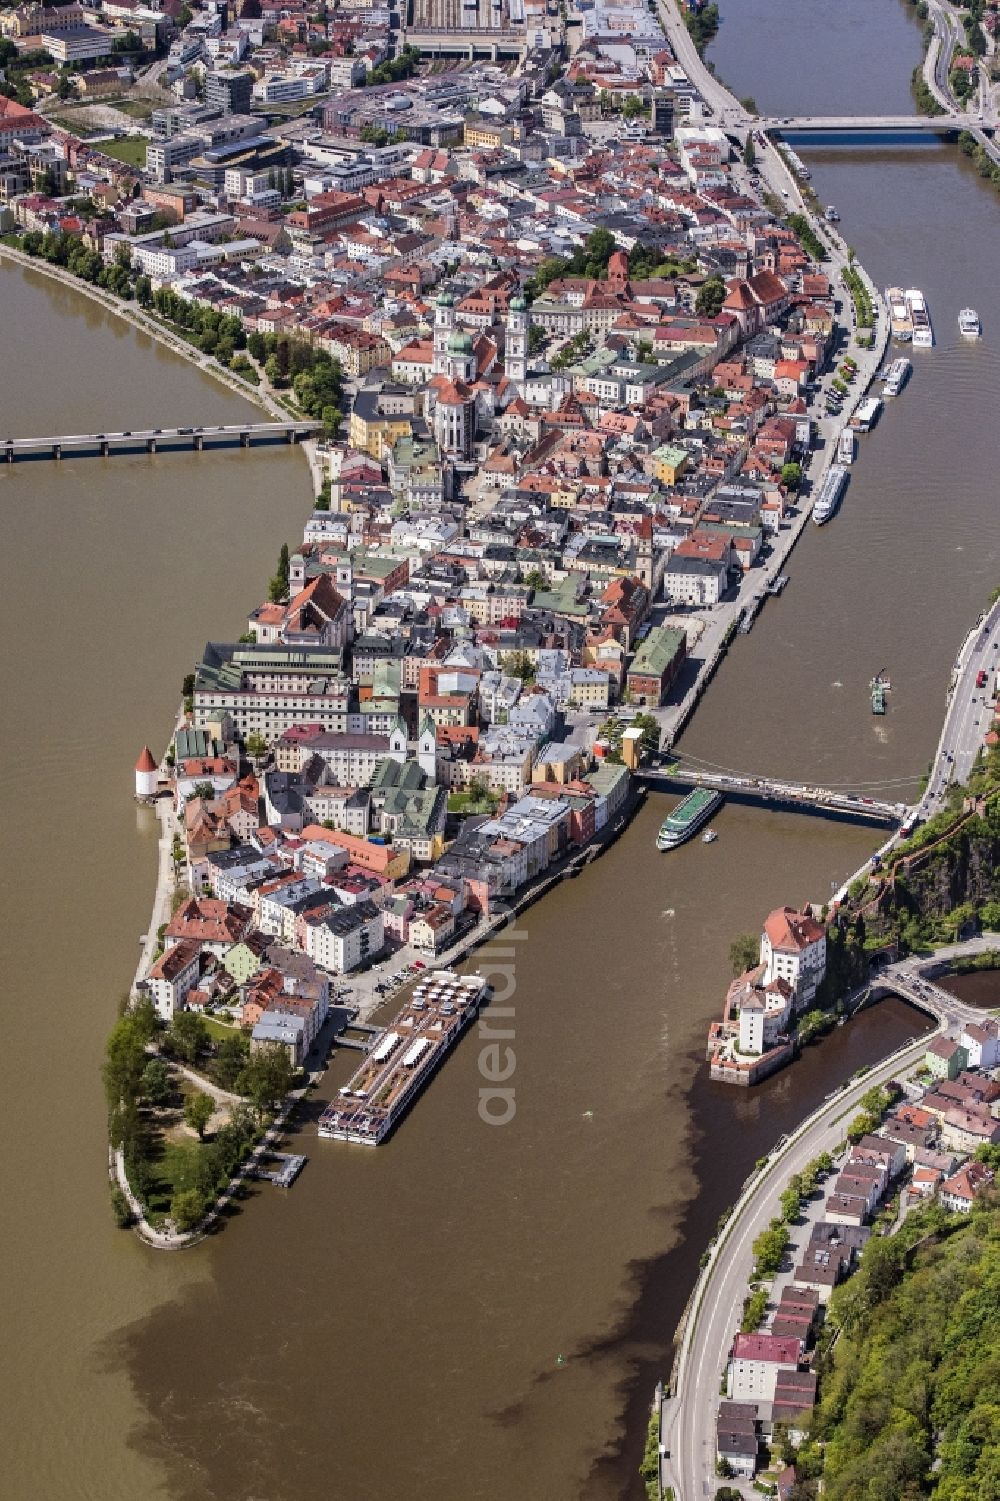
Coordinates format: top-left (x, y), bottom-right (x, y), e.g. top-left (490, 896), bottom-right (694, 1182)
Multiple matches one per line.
top-left (762, 113), bottom-right (973, 133)
top-left (1, 420), bottom-right (321, 462)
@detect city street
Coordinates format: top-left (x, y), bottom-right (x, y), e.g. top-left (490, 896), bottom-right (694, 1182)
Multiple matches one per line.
top-left (918, 595), bottom-right (1000, 815)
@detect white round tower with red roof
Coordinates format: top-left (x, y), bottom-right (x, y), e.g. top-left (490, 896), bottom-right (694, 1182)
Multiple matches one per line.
top-left (135, 745), bottom-right (158, 800)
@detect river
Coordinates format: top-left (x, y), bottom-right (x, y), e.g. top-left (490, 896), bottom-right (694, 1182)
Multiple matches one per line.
top-left (2, 1), bottom-right (999, 1495)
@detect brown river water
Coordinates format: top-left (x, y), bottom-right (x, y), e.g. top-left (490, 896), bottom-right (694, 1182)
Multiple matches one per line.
top-left (2, 2), bottom-right (999, 1493)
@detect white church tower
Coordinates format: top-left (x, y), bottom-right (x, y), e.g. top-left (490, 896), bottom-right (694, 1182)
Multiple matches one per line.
top-left (433, 290), bottom-right (455, 376)
top-left (417, 714), bottom-right (437, 784)
top-left (506, 293), bottom-right (528, 390)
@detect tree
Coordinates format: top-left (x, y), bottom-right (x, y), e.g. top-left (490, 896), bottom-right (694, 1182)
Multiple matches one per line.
top-left (503, 650), bottom-right (535, 683)
top-left (264, 354), bottom-right (284, 387)
top-left (780, 1186), bottom-right (802, 1223)
top-left (170, 1187), bottom-right (207, 1232)
top-left (184, 1091), bottom-right (214, 1140)
top-left (104, 999), bottom-right (158, 1145)
top-left (622, 93), bottom-right (645, 120)
top-left (237, 1043), bottom-right (295, 1117)
top-left (752, 1221), bottom-right (789, 1276)
top-left (781, 461), bottom-right (802, 491)
top-left (141, 1057), bottom-right (172, 1106)
top-left (168, 1010), bottom-right (208, 1065)
top-left (729, 932), bottom-right (760, 977)
top-left (695, 275), bottom-right (726, 318)
top-left (524, 568), bottom-right (546, 590)
top-left (276, 542), bottom-right (290, 592)
top-left (743, 133), bottom-right (755, 168)
top-left (110, 1184), bottom-right (133, 1228)
top-left (214, 1034), bottom-right (251, 1091)
top-left (528, 324), bottom-right (546, 355)
top-left (246, 732), bottom-right (268, 761)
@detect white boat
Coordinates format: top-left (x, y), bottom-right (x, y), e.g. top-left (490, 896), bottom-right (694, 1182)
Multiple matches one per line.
top-left (657, 788), bottom-right (724, 851)
top-left (851, 396), bottom-right (882, 433)
top-left (884, 286), bottom-right (912, 342)
top-left (958, 307), bottom-right (981, 338)
top-left (906, 289), bottom-right (933, 347)
top-left (812, 463), bottom-right (848, 526)
top-left (702, 829), bottom-right (718, 844)
top-left (838, 427), bottom-right (855, 465)
top-left (882, 357), bottom-right (911, 397)
top-left (824, 205), bottom-right (840, 222)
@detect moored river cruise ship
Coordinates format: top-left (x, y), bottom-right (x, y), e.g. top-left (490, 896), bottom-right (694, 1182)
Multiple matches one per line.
top-left (885, 286), bottom-right (912, 341)
top-left (906, 289), bottom-right (933, 347)
top-left (882, 358), bottom-right (911, 397)
top-left (812, 463), bottom-right (849, 526)
top-left (656, 788), bottom-right (723, 850)
top-left (318, 972), bottom-right (490, 1145)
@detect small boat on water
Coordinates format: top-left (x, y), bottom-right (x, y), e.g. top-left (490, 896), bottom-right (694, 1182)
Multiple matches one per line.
top-left (825, 205), bottom-right (840, 222)
top-left (702, 829), bottom-right (718, 844)
top-left (959, 307), bottom-right (981, 339)
top-left (870, 671), bottom-right (891, 715)
top-left (838, 427), bottom-right (855, 465)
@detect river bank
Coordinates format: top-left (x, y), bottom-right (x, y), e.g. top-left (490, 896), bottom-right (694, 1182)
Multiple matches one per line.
top-left (0, 241), bottom-right (328, 494)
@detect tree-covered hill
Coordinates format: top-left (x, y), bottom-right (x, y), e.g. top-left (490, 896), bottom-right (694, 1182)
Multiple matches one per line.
top-left (788, 1192), bottom-right (1000, 1500)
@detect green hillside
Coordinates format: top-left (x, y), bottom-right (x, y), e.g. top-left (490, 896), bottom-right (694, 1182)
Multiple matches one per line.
top-left (788, 1192), bottom-right (1000, 1500)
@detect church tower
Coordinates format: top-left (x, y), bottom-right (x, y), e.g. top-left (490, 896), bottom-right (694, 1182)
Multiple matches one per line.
top-left (506, 293), bottom-right (528, 390)
top-left (417, 714), bottom-right (437, 784)
top-left (433, 290), bottom-right (455, 376)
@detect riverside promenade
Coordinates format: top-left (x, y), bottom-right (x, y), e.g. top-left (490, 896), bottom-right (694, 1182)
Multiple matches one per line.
top-left (0, 244), bottom-right (328, 495)
top-left (634, 1), bottom-right (890, 760)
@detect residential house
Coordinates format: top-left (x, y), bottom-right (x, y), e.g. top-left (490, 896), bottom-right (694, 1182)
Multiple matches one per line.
top-left (146, 939), bottom-right (201, 1021)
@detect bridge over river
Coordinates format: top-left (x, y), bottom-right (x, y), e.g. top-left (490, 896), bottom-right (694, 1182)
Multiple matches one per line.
top-left (762, 113), bottom-right (973, 134)
top-left (638, 762), bottom-right (911, 827)
top-left (1, 420), bottom-right (321, 463)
